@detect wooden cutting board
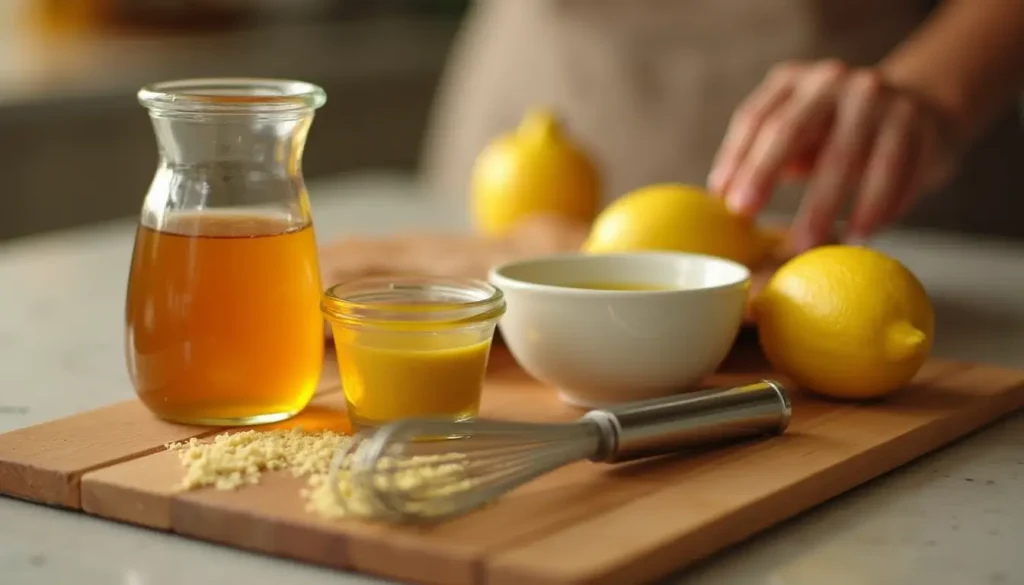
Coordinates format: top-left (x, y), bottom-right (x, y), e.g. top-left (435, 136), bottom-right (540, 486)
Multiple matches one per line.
top-left (2, 338), bottom-right (1023, 585)
top-left (316, 218), bottom-right (798, 333)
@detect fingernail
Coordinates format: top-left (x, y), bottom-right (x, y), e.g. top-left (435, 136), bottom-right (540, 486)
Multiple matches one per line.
top-left (707, 168), bottom-right (728, 194)
top-left (726, 186), bottom-right (754, 215)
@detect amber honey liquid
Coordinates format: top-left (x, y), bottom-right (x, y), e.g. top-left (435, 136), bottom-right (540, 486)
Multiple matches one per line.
top-left (125, 211), bottom-right (324, 425)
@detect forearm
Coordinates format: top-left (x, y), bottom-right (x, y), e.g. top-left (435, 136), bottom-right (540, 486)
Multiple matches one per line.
top-left (879, 0), bottom-right (1024, 144)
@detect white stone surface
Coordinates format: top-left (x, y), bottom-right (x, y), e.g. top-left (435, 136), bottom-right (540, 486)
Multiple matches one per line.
top-left (1, 173), bottom-right (1022, 585)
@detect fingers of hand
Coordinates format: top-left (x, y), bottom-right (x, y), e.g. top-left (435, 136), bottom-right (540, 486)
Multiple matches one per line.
top-left (711, 60), bottom-right (938, 246)
top-left (847, 95), bottom-right (920, 241)
top-left (725, 60), bottom-right (847, 217)
top-left (707, 62), bottom-right (802, 195)
top-left (790, 70), bottom-right (884, 251)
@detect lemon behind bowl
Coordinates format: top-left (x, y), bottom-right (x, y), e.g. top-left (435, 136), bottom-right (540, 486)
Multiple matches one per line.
top-left (581, 183), bottom-right (778, 268)
top-left (752, 245), bottom-right (935, 400)
top-left (469, 108), bottom-right (601, 238)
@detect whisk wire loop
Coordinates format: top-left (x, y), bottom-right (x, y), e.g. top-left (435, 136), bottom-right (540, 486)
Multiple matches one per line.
top-left (333, 418), bottom-right (603, 522)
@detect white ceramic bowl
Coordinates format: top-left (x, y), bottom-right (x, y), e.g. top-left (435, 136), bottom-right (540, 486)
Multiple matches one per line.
top-left (488, 252), bottom-right (751, 407)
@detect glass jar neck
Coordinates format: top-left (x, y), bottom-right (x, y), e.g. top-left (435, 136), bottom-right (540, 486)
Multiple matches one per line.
top-left (139, 79), bottom-right (325, 172)
top-left (148, 110), bottom-right (313, 173)
top-left (137, 79), bottom-right (326, 231)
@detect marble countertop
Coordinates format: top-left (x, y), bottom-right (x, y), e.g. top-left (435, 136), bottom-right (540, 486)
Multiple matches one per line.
top-left (1, 173), bottom-right (1022, 585)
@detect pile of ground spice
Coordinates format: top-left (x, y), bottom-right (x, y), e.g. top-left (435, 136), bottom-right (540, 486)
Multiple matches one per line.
top-left (166, 428), bottom-right (473, 520)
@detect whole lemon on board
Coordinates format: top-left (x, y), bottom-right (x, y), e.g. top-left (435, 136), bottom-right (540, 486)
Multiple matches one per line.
top-left (752, 245), bottom-right (935, 400)
top-left (469, 108), bottom-right (601, 238)
top-left (580, 183), bottom-right (779, 268)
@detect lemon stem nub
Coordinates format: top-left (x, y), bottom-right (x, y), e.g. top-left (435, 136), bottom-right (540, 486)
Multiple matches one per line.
top-left (885, 321), bottom-right (927, 361)
top-left (519, 109), bottom-right (561, 143)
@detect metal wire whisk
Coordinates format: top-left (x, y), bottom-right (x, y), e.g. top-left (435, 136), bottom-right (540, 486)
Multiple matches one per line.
top-left (327, 380), bottom-right (791, 523)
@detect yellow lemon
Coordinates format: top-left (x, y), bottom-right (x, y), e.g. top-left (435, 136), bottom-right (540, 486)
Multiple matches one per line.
top-left (469, 108), bottom-right (601, 237)
top-left (581, 183), bottom-right (778, 268)
top-left (752, 245), bottom-right (935, 400)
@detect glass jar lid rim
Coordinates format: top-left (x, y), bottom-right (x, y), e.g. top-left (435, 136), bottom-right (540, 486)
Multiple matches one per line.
top-left (324, 276), bottom-right (504, 309)
top-left (138, 77), bottom-right (327, 113)
top-left (322, 276), bottom-right (506, 328)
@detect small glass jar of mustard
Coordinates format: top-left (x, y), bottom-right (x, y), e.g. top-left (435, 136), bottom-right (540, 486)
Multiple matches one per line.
top-left (321, 276), bottom-right (506, 430)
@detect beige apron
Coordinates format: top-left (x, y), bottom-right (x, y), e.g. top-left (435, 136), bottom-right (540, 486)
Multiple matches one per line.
top-left (421, 0), bottom-right (1024, 239)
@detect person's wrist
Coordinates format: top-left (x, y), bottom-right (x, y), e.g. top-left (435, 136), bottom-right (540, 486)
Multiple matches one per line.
top-left (877, 61), bottom-right (971, 146)
top-left (876, 63), bottom-right (968, 189)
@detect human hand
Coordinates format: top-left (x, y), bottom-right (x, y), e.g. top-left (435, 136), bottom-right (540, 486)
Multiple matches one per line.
top-left (708, 60), bottom-right (959, 251)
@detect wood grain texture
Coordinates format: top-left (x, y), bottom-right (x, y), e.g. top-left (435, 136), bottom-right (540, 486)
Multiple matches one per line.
top-left (3, 344), bottom-right (1024, 585)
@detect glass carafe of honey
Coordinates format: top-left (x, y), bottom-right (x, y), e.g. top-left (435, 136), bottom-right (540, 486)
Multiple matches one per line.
top-left (126, 78), bottom-right (327, 426)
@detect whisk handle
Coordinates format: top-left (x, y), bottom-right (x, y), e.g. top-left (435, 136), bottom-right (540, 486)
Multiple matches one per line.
top-left (581, 380), bottom-right (791, 463)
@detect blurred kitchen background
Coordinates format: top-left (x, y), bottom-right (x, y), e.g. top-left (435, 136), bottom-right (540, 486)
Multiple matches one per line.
top-left (0, 0), bottom-right (467, 241)
top-left (2, 1), bottom-right (1022, 244)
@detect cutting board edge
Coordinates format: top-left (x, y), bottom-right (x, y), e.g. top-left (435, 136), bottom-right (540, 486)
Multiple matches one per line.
top-left (0, 379), bottom-right (346, 510)
top-left (171, 493), bottom-right (354, 573)
top-left (0, 400), bottom-right (227, 509)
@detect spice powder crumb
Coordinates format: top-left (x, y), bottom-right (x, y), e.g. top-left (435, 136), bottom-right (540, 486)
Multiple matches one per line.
top-left (165, 429), bottom-right (475, 520)
top-left (166, 428), bottom-right (353, 491)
